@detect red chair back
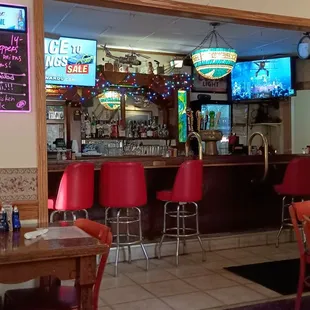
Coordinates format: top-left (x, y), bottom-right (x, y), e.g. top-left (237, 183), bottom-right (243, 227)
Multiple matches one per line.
top-left (171, 160), bottom-right (203, 202)
top-left (289, 201), bottom-right (310, 257)
top-left (100, 162), bottom-right (147, 208)
top-left (275, 158), bottom-right (310, 196)
top-left (75, 219), bottom-right (112, 310)
top-left (55, 163), bottom-right (94, 211)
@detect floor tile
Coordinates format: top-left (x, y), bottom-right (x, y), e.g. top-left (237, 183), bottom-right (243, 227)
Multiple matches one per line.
top-left (111, 298), bottom-right (172, 310)
top-left (219, 271), bottom-right (253, 285)
top-left (246, 283), bottom-right (281, 298)
top-left (99, 307), bottom-right (112, 310)
top-left (165, 264), bottom-right (214, 279)
top-left (187, 252), bottom-right (223, 264)
top-left (184, 274), bottom-right (237, 290)
top-left (105, 262), bottom-right (144, 275)
top-left (206, 285), bottom-right (266, 305)
top-left (162, 292), bottom-right (223, 310)
top-left (216, 249), bottom-right (255, 260)
top-left (100, 285), bottom-right (153, 305)
top-left (232, 256), bottom-right (270, 266)
top-left (137, 258), bottom-right (175, 269)
top-left (100, 274), bottom-right (136, 290)
top-left (262, 251), bottom-right (299, 261)
top-left (125, 269), bottom-right (177, 284)
top-left (245, 245), bottom-right (286, 256)
top-left (142, 279), bottom-right (198, 297)
top-left (163, 255), bottom-right (196, 266)
top-left (202, 258), bottom-right (237, 271)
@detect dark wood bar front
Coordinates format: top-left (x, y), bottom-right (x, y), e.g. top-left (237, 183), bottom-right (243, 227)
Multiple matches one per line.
top-left (48, 155), bottom-right (303, 239)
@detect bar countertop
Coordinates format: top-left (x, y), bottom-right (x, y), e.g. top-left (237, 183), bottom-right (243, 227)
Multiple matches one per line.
top-left (48, 154), bottom-right (304, 172)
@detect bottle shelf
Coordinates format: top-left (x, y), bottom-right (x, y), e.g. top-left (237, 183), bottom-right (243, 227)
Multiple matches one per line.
top-left (250, 123), bottom-right (282, 127)
top-left (82, 137), bottom-right (172, 141)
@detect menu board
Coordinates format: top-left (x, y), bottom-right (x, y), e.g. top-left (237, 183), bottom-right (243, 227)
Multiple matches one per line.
top-left (0, 5), bottom-right (29, 112)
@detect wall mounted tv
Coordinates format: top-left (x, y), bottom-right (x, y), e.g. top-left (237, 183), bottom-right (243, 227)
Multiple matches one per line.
top-left (230, 57), bottom-right (295, 102)
top-left (45, 36), bottom-right (97, 87)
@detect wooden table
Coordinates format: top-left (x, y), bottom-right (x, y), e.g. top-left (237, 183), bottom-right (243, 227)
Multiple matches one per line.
top-left (0, 226), bottom-right (109, 310)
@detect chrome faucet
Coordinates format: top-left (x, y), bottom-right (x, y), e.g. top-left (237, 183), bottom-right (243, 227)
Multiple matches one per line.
top-left (248, 132), bottom-right (269, 182)
top-left (185, 132), bottom-right (203, 160)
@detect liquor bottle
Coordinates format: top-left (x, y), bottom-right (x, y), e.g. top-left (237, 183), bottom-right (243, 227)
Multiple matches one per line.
top-left (12, 206), bottom-right (21, 231)
top-left (147, 121), bottom-right (153, 138)
top-left (151, 118), bottom-right (158, 138)
top-left (140, 122), bottom-right (145, 138)
top-left (91, 113), bottom-right (97, 138)
top-left (127, 121), bottom-right (133, 138)
top-left (111, 120), bottom-right (118, 138)
top-left (118, 121), bottom-right (126, 138)
top-left (163, 124), bottom-right (169, 138)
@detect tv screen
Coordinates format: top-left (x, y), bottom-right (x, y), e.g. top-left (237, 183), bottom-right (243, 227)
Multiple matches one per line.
top-left (231, 57), bottom-right (295, 101)
top-left (45, 37), bottom-right (97, 87)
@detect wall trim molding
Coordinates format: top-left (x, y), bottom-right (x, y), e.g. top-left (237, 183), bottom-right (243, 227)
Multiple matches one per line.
top-left (58, 0), bottom-right (310, 31)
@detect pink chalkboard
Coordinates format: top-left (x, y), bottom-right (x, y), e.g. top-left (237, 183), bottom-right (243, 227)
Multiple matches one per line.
top-left (0, 30), bottom-right (29, 112)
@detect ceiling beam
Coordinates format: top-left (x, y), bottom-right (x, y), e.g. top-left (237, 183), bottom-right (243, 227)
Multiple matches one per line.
top-left (55, 0), bottom-right (310, 31)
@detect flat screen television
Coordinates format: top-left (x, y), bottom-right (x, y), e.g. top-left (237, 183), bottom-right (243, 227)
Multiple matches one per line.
top-left (230, 57), bottom-right (295, 101)
top-left (45, 36), bottom-right (97, 87)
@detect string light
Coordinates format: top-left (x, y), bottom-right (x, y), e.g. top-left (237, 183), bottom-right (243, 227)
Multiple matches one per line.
top-left (45, 69), bottom-right (193, 103)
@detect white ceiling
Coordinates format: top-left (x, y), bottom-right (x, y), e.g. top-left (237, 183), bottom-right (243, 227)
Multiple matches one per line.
top-left (44, 0), bottom-right (303, 57)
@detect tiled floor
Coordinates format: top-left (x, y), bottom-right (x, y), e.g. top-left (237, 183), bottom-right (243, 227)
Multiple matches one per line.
top-left (97, 242), bottom-right (300, 310)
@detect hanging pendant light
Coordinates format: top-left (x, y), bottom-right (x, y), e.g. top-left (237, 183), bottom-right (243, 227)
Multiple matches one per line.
top-left (192, 23), bottom-right (238, 80)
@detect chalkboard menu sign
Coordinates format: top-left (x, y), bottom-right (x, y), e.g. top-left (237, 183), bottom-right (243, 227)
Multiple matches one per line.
top-left (0, 5), bottom-right (29, 112)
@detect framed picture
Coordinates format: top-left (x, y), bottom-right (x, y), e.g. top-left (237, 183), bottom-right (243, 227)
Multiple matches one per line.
top-left (125, 110), bottom-right (152, 123)
top-left (192, 67), bottom-right (228, 93)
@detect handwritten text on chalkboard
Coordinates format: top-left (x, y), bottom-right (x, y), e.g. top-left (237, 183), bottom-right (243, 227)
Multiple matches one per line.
top-left (0, 30), bottom-right (29, 112)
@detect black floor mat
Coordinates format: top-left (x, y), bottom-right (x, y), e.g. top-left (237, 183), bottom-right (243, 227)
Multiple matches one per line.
top-left (226, 295), bottom-right (310, 310)
top-left (225, 259), bottom-right (310, 295)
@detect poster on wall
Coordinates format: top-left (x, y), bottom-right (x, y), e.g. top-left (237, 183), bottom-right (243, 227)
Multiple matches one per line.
top-left (45, 37), bottom-right (97, 87)
top-left (192, 67), bottom-right (228, 93)
top-left (0, 4), bottom-right (29, 113)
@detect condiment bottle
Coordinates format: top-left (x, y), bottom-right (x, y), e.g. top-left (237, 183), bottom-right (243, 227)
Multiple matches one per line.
top-left (12, 206), bottom-right (21, 231)
top-left (0, 208), bottom-right (9, 232)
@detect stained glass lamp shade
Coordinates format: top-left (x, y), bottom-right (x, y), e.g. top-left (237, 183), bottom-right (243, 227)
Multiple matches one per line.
top-left (192, 23), bottom-right (238, 80)
top-left (192, 47), bottom-right (237, 80)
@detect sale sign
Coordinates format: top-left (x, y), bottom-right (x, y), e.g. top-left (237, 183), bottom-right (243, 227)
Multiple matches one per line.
top-left (44, 37), bottom-right (97, 87)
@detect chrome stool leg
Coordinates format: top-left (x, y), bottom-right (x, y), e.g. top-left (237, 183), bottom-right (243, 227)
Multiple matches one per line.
top-left (181, 203), bottom-right (187, 254)
top-left (194, 202), bottom-right (206, 261)
top-left (127, 208), bottom-right (132, 264)
top-left (137, 207), bottom-right (149, 271)
top-left (114, 209), bottom-right (121, 277)
top-left (104, 207), bottom-right (110, 226)
top-left (175, 204), bottom-right (181, 266)
top-left (276, 196), bottom-right (287, 247)
top-left (157, 201), bottom-right (169, 259)
top-left (82, 209), bottom-right (89, 219)
top-left (49, 210), bottom-right (58, 223)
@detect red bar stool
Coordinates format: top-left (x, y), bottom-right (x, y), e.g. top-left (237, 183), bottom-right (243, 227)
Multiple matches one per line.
top-left (274, 157), bottom-right (310, 247)
top-left (156, 160), bottom-right (206, 266)
top-left (100, 162), bottom-right (149, 277)
top-left (49, 163), bottom-right (95, 223)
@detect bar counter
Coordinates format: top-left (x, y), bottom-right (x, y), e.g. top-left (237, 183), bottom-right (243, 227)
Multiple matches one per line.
top-left (48, 154), bottom-right (305, 239)
top-left (48, 154), bottom-right (299, 172)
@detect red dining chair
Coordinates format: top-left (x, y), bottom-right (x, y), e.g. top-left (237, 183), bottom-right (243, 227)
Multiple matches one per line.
top-left (4, 219), bottom-right (112, 310)
top-left (289, 201), bottom-right (310, 310)
top-left (49, 163), bottom-right (95, 223)
top-left (156, 160), bottom-right (205, 266)
top-left (275, 157), bottom-right (310, 247)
